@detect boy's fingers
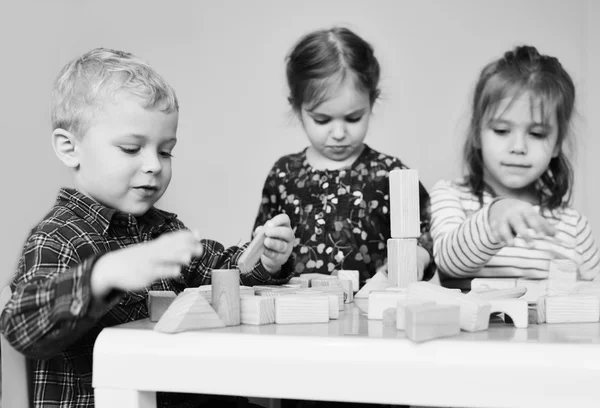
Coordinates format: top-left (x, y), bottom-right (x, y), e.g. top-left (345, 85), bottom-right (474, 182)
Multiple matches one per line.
top-left (266, 214), bottom-right (291, 228)
top-left (264, 226), bottom-right (294, 242)
top-left (264, 237), bottom-right (287, 254)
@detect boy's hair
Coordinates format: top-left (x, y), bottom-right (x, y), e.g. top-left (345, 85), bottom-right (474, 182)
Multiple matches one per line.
top-left (462, 45), bottom-right (575, 210)
top-left (285, 27), bottom-right (380, 112)
top-left (51, 47), bottom-right (179, 136)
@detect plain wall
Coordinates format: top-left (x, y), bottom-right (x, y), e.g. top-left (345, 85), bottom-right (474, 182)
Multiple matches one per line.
top-left (1, 0), bottom-right (598, 288)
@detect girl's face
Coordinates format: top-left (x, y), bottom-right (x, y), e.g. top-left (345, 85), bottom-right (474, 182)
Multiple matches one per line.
top-left (480, 92), bottom-right (560, 202)
top-left (300, 79), bottom-right (371, 169)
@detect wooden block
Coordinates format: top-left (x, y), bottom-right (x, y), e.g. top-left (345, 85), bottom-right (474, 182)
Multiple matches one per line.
top-left (389, 169), bottom-right (420, 238)
top-left (367, 291), bottom-right (407, 320)
top-left (147, 291), bottom-right (177, 322)
top-left (338, 279), bottom-right (354, 304)
top-left (536, 296), bottom-right (546, 324)
top-left (154, 291), bottom-right (225, 333)
top-left (355, 271), bottom-right (391, 299)
top-left (516, 279), bottom-right (548, 304)
top-left (396, 298), bottom-right (435, 330)
top-left (238, 229), bottom-right (266, 274)
top-left (308, 284), bottom-right (345, 310)
top-left (288, 277), bottom-right (309, 288)
top-left (253, 285), bottom-right (298, 296)
top-left (274, 295), bottom-right (330, 324)
top-left (184, 285), bottom-right (253, 304)
top-left (468, 287), bottom-right (527, 300)
top-left (387, 238), bottom-right (418, 288)
top-left (299, 273), bottom-right (337, 284)
top-left (290, 291), bottom-right (339, 319)
top-left (547, 259), bottom-right (579, 296)
top-left (489, 299), bottom-right (528, 328)
top-left (240, 295), bottom-right (275, 325)
top-left (283, 283), bottom-right (302, 289)
top-left (545, 294), bottom-right (600, 324)
top-left (407, 282), bottom-right (491, 332)
top-left (382, 308), bottom-right (397, 327)
top-left (470, 278), bottom-right (517, 291)
top-left (311, 278), bottom-right (338, 288)
top-left (405, 304), bottom-right (461, 342)
top-left (574, 281), bottom-right (600, 295)
top-left (212, 269), bottom-right (241, 326)
top-left (336, 270), bottom-right (359, 292)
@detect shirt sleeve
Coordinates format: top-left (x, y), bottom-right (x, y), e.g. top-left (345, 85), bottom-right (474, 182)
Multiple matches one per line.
top-left (575, 213), bottom-right (600, 280)
top-left (430, 180), bottom-right (504, 278)
top-left (252, 162), bottom-right (283, 234)
top-left (0, 233), bottom-right (122, 359)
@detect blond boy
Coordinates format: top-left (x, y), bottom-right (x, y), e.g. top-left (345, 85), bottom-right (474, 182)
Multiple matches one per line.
top-left (0, 48), bottom-right (295, 408)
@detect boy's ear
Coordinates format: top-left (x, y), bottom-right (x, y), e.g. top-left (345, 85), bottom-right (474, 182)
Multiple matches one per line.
top-left (52, 128), bottom-right (80, 168)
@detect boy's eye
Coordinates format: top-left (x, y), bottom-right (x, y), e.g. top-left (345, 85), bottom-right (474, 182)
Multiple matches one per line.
top-left (119, 146), bottom-right (140, 154)
top-left (346, 116), bottom-right (362, 123)
top-left (160, 151), bottom-right (174, 158)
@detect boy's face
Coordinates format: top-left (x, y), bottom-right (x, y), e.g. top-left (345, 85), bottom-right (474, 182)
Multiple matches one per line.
top-left (74, 91), bottom-right (178, 216)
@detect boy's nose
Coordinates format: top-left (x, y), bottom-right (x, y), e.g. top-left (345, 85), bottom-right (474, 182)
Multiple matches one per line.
top-left (509, 133), bottom-right (528, 154)
top-left (142, 152), bottom-right (162, 174)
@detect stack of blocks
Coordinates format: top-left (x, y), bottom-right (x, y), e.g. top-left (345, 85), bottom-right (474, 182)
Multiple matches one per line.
top-left (388, 169), bottom-right (420, 288)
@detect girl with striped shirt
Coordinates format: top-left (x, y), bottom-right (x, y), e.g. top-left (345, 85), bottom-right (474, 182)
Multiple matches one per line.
top-left (430, 45), bottom-right (600, 290)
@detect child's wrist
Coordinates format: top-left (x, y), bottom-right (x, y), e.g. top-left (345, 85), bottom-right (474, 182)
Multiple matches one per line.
top-left (90, 254), bottom-right (114, 300)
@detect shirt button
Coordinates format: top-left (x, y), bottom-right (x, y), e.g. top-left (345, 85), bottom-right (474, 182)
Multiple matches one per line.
top-left (70, 298), bottom-right (83, 315)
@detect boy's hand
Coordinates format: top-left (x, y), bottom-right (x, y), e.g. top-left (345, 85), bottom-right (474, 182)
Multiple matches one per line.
top-left (488, 198), bottom-right (557, 246)
top-left (259, 214), bottom-right (295, 274)
top-left (91, 230), bottom-right (203, 299)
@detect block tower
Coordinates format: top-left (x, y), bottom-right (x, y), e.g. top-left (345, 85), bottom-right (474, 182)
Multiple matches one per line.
top-left (388, 169), bottom-right (420, 287)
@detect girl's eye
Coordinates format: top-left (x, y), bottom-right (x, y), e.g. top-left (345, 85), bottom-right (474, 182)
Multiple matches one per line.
top-left (530, 131), bottom-right (547, 139)
top-left (492, 128), bottom-right (509, 135)
top-left (313, 117), bottom-right (331, 125)
top-left (346, 116), bottom-right (362, 123)
top-left (119, 146), bottom-right (140, 154)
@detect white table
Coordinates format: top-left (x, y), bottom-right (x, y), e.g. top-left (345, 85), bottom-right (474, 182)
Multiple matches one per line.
top-left (93, 299), bottom-right (600, 408)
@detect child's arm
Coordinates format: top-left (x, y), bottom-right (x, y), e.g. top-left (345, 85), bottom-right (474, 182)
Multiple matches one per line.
top-left (0, 234), bottom-right (122, 359)
top-left (176, 216), bottom-right (295, 287)
top-left (575, 213), bottom-right (600, 280)
top-left (430, 180), bottom-right (505, 278)
top-left (252, 162), bottom-right (284, 234)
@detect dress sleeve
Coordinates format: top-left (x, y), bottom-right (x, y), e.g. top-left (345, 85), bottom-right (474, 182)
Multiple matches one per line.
top-left (430, 179), bottom-right (504, 278)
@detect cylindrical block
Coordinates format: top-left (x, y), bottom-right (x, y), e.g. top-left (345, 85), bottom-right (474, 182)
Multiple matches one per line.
top-left (211, 269), bottom-right (241, 326)
top-left (389, 169), bottom-right (420, 238)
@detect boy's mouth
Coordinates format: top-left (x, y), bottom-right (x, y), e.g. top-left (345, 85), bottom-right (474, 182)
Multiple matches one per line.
top-left (133, 185), bottom-right (159, 197)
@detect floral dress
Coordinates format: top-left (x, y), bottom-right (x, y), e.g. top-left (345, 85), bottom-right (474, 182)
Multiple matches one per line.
top-left (253, 144), bottom-right (434, 287)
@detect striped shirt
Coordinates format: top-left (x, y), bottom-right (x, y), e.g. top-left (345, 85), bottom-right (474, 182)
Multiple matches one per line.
top-left (430, 179), bottom-right (600, 288)
top-left (0, 188), bottom-right (294, 408)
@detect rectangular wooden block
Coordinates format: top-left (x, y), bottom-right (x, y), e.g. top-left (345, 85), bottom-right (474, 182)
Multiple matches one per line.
top-left (389, 169), bottom-right (420, 238)
top-left (274, 295), bottom-right (330, 324)
top-left (336, 270), bottom-right (360, 293)
top-left (396, 298), bottom-right (435, 330)
top-left (183, 285), bottom-right (254, 304)
top-left (367, 291), bottom-right (407, 320)
top-left (147, 291), bottom-right (177, 322)
top-left (382, 308), bottom-right (397, 327)
top-left (547, 259), bottom-right (579, 296)
top-left (545, 294), bottom-right (600, 324)
top-left (405, 304), bottom-right (461, 342)
top-left (407, 282), bottom-right (491, 332)
top-left (240, 295), bottom-right (275, 325)
top-left (338, 279), bottom-right (354, 304)
top-left (287, 277), bottom-right (309, 288)
top-left (304, 284), bottom-right (345, 310)
top-left (387, 238), bottom-right (418, 288)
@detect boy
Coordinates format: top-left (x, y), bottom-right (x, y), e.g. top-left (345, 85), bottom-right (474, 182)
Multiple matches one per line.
top-left (0, 48), bottom-right (295, 408)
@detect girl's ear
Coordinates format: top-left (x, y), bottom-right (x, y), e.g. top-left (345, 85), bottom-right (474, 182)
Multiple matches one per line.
top-left (52, 128), bottom-right (80, 168)
top-left (552, 143), bottom-right (560, 158)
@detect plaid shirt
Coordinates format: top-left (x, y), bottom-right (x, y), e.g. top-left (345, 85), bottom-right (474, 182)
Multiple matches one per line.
top-left (0, 188), bottom-right (294, 408)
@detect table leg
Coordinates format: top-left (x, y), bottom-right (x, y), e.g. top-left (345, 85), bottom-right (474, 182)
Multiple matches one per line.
top-left (95, 387), bottom-right (157, 408)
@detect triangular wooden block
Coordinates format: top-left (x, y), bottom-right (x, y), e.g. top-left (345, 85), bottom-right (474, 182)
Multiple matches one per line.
top-left (154, 291), bottom-right (225, 333)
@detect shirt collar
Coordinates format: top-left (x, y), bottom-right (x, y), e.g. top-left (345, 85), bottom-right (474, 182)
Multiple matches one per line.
top-left (56, 188), bottom-right (178, 235)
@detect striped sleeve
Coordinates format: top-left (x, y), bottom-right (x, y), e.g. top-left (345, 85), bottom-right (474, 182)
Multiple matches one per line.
top-left (430, 180), bottom-right (504, 278)
top-left (574, 213), bottom-right (600, 280)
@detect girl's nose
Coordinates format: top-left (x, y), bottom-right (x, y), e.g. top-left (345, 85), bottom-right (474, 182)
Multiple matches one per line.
top-left (509, 132), bottom-right (528, 154)
top-left (331, 121), bottom-right (346, 140)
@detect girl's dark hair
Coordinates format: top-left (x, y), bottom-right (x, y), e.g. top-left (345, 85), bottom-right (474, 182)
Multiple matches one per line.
top-left (285, 27), bottom-right (380, 112)
top-left (462, 45), bottom-right (575, 210)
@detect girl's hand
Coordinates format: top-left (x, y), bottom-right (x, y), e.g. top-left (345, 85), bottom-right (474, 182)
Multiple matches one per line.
top-left (488, 198), bottom-right (557, 246)
top-left (260, 214), bottom-right (295, 274)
